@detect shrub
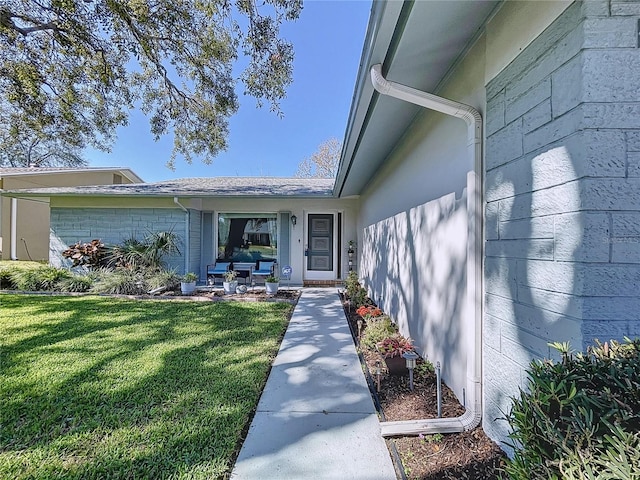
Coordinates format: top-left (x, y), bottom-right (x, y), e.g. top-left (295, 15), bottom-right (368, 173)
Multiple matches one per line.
top-left (62, 239), bottom-right (107, 268)
top-left (356, 305), bottom-right (383, 320)
top-left (9, 266), bottom-right (71, 291)
top-left (344, 271), bottom-right (369, 307)
top-left (91, 268), bottom-right (149, 295)
top-left (377, 334), bottom-right (415, 359)
top-left (106, 231), bottom-right (180, 270)
top-left (345, 270), bottom-right (360, 296)
top-left (0, 267), bottom-right (17, 289)
top-left (147, 269), bottom-right (180, 290)
top-left (58, 274), bottom-right (94, 293)
top-left (35, 266), bottom-right (72, 290)
top-left (505, 338), bottom-right (640, 480)
top-left (361, 316), bottom-right (396, 351)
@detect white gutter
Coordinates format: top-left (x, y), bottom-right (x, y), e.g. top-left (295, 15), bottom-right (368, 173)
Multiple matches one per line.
top-left (174, 197), bottom-right (190, 274)
top-left (10, 198), bottom-right (17, 260)
top-left (370, 64), bottom-right (483, 436)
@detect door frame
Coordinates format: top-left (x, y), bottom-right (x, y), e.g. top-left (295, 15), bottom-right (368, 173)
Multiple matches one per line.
top-left (303, 211), bottom-right (339, 281)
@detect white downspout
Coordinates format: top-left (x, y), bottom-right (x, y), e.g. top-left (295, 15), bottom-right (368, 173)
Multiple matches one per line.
top-left (174, 197), bottom-right (190, 274)
top-left (370, 64), bottom-right (483, 436)
top-left (10, 198), bottom-right (18, 260)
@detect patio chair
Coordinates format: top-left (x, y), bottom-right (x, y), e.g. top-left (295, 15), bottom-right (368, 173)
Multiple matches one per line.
top-left (252, 260), bottom-right (277, 285)
top-left (206, 261), bottom-right (231, 286)
top-left (232, 262), bottom-right (255, 285)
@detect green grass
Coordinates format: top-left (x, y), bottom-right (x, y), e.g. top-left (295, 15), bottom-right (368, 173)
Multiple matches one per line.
top-left (0, 294), bottom-right (293, 479)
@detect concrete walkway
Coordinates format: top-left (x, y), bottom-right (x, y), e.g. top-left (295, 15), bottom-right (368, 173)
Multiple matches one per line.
top-left (231, 288), bottom-right (397, 480)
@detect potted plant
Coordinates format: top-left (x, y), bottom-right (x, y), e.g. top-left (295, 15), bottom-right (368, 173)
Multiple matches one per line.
top-left (377, 334), bottom-right (415, 375)
top-left (264, 274), bottom-right (279, 295)
top-left (222, 270), bottom-right (238, 294)
top-left (181, 272), bottom-right (198, 295)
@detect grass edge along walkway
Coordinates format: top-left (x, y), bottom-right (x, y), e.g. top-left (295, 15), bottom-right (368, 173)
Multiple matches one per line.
top-left (0, 294), bottom-right (293, 480)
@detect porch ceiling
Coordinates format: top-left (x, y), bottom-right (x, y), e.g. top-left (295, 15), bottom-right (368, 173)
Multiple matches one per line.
top-left (335, 0), bottom-right (500, 198)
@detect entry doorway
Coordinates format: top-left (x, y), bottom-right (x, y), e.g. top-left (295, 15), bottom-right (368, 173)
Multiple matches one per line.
top-left (304, 213), bottom-right (336, 281)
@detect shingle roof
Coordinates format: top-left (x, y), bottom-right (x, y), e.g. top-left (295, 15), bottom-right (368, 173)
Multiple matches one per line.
top-left (3, 177), bottom-right (336, 197)
top-left (0, 166), bottom-right (143, 182)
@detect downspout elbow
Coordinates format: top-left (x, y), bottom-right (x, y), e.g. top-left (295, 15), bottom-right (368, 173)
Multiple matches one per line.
top-left (370, 64), bottom-right (482, 146)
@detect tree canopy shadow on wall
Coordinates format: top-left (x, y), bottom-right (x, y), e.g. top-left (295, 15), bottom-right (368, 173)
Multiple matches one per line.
top-left (360, 188), bottom-right (469, 401)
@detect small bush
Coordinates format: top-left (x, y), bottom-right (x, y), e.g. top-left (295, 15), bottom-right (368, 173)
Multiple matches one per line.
top-left (9, 266), bottom-right (71, 291)
top-left (0, 267), bottom-right (17, 289)
top-left (91, 269), bottom-right (149, 295)
top-left (59, 275), bottom-right (94, 293)
top-left (506, 338), bottom-right (640, 480)
top-left (361, 316), bottom-right (396, 351)
top-left (344, 271), bottom-right (369, 308)
top-left (36, 266), bottom-right (72, 290)
top-left (147, 269), bottom-right (180, 291)
top-left (62, 239), bottom-right (108, 268)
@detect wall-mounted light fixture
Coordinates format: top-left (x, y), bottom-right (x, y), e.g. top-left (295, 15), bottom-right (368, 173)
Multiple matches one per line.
top-left (291, 215), bottom-right (297, 226)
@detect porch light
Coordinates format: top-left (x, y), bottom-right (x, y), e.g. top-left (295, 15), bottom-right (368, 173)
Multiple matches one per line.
top-left (291, 215), bottom-right (297, 226)
top-left (402, 351), bottom-right (419, 391)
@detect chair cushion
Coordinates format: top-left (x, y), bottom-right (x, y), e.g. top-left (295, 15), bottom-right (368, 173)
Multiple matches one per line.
top-left (257, 261), bottom-right (274, 273)
top-left (207, 262), bottom-right (230, 274)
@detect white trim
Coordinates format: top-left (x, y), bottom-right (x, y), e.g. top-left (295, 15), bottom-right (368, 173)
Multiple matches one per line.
top-left (10, 198), bottom-right (17, 260)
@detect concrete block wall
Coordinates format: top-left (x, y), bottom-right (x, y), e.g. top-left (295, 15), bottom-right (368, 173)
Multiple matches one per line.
top-left (483, 0), bottom-right (640, 447)
top-left (188, 210), bottom-right (202, 277)
top-left (50, 207), bottom-right (187, 273)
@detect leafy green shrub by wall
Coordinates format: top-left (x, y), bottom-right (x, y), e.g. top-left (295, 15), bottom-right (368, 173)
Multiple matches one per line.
top-left (506, 338), bottom-right (640, 480)
top-left (361, 316), bottom-right (396, 351)
top-left (344, 271), bottom-right (368, 308)
top-left (91, 269), bottom-right (149, 295)
top-left (9, 266), bottom-right (71, 291)
top-left (59, 275), bottom-right (94, 293)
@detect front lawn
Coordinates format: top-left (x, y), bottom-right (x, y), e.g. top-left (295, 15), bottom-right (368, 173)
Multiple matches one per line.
top-left (0, 294), bottom-right (292, 479)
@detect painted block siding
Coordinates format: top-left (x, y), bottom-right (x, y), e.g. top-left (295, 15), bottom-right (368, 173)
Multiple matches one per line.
top-left (484, 0), bottom-right (640, 447)
top-left (360, 189), bottom-right (469, 401)
top-left (50, 207), bottom-right (187, 273)
top-left (188, 210), bottom-right (202, 278)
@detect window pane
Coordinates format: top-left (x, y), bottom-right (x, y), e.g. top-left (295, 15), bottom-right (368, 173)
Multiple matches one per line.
top-left (217, 214), bottom-right (278, 263)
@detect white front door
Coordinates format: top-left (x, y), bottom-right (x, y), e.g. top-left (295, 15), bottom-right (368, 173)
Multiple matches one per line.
top-left (304, 213), bottom-right (336, 281)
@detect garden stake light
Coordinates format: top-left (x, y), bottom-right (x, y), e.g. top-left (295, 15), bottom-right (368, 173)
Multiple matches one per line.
top-left (402, 351), bottom-right (419, 391)
top-left (357, 318), bottom-right (363, 340)
top-left (436, 361), bottom-right (442, 418)
top-left (375, 360), bottom-right (381, 392)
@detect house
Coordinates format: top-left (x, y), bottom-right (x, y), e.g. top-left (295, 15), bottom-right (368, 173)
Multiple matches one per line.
top-left (3, 0), bottom-right (639, 452)
top-left (5, 177), bottom-right (359, 286)
top-left (0, 167), bottom-right (142, 261)
top-left (335, 0), bottom-right (640, 447)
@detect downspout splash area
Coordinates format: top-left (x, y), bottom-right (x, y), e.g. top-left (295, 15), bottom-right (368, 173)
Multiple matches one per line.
top-left (369, 64), bottom-right (483, 437)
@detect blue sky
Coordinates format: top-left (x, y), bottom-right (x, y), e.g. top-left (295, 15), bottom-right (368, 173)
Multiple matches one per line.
top-left (85, 0), bottom-right (372, 183)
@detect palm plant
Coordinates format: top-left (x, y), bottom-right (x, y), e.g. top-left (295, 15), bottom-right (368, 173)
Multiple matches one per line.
top-left (106, 231), bottom-right (181, 270)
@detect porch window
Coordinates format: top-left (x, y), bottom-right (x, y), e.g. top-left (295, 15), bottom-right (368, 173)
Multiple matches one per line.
top-left (217, 213), bottom-right (278, 263)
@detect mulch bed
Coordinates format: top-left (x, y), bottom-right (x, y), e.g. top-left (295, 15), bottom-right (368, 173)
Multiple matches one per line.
top-left (342, 299), bottom-right (507, 479)
top-left (154, 287), bottom-right (301, 304)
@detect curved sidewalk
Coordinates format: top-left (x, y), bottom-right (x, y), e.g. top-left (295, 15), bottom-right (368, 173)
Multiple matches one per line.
top-left (231, 288), bottom-right (397, 480)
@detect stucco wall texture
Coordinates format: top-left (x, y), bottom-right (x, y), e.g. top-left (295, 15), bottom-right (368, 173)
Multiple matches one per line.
top-left (483, 0), bottom-right (640, 447)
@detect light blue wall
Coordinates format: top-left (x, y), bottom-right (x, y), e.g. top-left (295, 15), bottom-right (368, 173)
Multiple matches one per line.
top-left (50, 207), bottom-right (187, 273)
top-left (483, 0), bottom-right (640, 446)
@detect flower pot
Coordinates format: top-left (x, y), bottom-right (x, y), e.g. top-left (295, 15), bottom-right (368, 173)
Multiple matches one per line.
top-left (223, 280), bottom-right (238, 294)
top-left (180, 281), bottom-right (196, 295)
top-left (384, 355), bottom-right (408, 376)
top-left (265, 282), bottom-right (279, 295)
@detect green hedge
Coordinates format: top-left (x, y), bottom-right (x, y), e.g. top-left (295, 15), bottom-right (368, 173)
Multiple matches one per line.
top-left (506, 338), bottom-right (640, 479)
